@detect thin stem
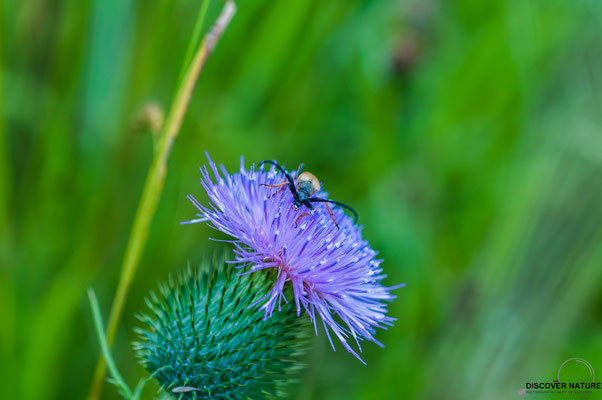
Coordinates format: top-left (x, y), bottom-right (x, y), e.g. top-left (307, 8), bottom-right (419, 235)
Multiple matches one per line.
top-left (87, 289), bottom-right (133, 399)
top-left (176, 0), bottom-right (211, 88)
top-left (87, 2), bottom-right (237, 399)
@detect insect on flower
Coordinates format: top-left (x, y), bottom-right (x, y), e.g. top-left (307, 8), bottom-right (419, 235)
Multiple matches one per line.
top-left (183, 153), bottom-right (404, 364)
top-left (259, 160), bottom-right (358, 229)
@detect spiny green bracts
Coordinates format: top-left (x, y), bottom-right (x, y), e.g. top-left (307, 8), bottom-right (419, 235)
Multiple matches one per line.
top-left (133, 255), bottom-right (308, 399)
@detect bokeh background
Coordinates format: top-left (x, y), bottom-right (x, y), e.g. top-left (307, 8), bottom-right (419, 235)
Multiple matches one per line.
top-left (3, 0), bottom-right (602, 399)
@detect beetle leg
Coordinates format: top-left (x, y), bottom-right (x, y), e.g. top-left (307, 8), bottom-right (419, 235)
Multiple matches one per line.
top-left (274, 182), bottom-right (288, 197)
top-left (261, 180), bottom-right (289, 197)
top-left (295, 163), bottom-right (304, 178)
top-left (261, 181), bottom-right (287, 188)
top-left (295, 212), bottom-right (310, 228)
top-left (325, 202), bottom-right (339, 229)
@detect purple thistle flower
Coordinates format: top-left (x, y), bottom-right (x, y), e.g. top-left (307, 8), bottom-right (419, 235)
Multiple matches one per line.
top-left (184, 152), bottom-right (404, 363)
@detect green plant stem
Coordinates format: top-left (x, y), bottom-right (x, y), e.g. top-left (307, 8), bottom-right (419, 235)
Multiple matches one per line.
top-left (87, 2), bottom-right (237, 399)
top-left (87, 289), bottom-right (133, 399)
top-left (176, 0), bottom-right (211, 88)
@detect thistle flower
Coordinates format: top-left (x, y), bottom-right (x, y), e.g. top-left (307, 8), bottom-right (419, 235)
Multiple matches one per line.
top-left (134, 255), bottom-right (308, 399)
top-left (185, 153), bottom-right (404, 363)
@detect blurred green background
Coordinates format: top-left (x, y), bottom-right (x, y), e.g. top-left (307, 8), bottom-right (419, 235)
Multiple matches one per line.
top-left (2, 0), bottom-right (602, 399)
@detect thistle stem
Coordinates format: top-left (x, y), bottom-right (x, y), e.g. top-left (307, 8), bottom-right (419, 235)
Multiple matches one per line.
top-left (87, 2), bottom-right (236, 399)
top-left (88, 289), bottom-right (133, 399)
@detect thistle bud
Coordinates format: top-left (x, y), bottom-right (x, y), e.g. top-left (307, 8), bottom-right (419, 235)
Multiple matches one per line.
top-left (134, 255), bottom-right (308, 399)
top-left (131, 101), bottom-right (164, 138)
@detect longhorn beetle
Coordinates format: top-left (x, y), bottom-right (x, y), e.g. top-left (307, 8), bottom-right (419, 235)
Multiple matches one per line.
top-left (259, 160), bottom-right (358, 229)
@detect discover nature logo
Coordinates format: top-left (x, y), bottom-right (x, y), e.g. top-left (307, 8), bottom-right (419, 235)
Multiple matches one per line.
top-left (518, 358), bottom-right (601, 396)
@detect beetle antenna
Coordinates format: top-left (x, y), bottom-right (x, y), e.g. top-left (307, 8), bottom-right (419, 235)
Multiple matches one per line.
top-left (258, 160), bottom-right (297, 194)
top-left (307, 198), bottom-right (358, 223)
